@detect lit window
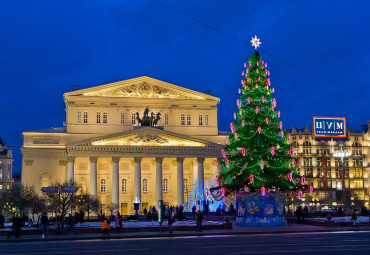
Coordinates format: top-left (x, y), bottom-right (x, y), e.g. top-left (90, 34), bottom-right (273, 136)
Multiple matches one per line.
top-left (352, 142), bottom-right (362, 155)
top-left (180, 114), bottom-right (185, 125)
top-left (354, 180), bottom-right (363, 188)
top-left (205, 114), bottom-right (208, 126)
top-left (132, 113), bottom-right (136, 124)
top-left (187, 114), bottom-right (191, 125)
top-left (163, 179), bottom-right (168, 192)
top-left (101, 179), bottom-right (106, 193)
top-left (143, 179), bottom-right (148, 192)
top-left (122, 179), bottom-right (127, 192)
top-left (103, 112), bottom-right (107, 123)
top-left (6, 184), bottom-right (10, 190)
top-left (121, 113), bottom-right (125, 124)
top-left (184, 179), bottom-right (188, 192)
top-left (0, 169), bottom-right (2, 179)
top-left (199, 115), bottom-right (203, 126)
top-left (83, 111), bottom-right (88, 123)
top-left (97, 112), bottom-right (101, 123)
top-left (0, 184), bottom-right (2, 190)
top-left (77, 111), bottom-right (81, 123)
top-left (165, 113), bottom-right (168, 125)
top-left (7, 170), bottom-right (11, 179)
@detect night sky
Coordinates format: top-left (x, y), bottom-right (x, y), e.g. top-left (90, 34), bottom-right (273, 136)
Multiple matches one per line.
top-left (1, 1), bottom-right (370, 174)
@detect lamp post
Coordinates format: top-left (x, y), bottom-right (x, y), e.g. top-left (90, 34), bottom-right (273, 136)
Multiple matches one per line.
top-left (333, 143), bottom-right (351, 207)
top-left (133, 197), bottom-right (140, 218)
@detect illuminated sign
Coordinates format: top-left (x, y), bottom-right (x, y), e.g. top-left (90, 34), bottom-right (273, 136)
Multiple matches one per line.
top-left (313, 117), bottom-right (346, 138)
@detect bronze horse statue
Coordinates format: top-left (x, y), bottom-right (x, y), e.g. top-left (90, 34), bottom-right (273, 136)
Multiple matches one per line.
top-left (136, 107), bottom-right (161, 126)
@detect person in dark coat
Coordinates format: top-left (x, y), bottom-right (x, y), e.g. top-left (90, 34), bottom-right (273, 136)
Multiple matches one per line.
top-left (192, 205), bottom-right (196, 217)
top-left (143, 207), bottom-right (148, 215)
top-left (0, 213), bottom-right (5, 228)
top-left (65, 214), bottom-right (77, 235)
top-left (196, 210), bottom-right (203, 232)
top-left (41, 212), bottom-right (49, 238)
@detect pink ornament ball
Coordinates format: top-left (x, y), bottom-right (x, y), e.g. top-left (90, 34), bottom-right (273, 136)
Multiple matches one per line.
top-left (244, 62), bottom-right (246, 68)
top-left (261, 186), bottom-right (266, 196)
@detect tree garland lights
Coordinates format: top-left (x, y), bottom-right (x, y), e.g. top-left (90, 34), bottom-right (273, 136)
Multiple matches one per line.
top-left (211, 40), bottom-right (311, 200)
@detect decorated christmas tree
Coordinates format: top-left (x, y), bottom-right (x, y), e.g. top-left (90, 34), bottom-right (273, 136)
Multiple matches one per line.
top-left (212, 36), bottom-right (311, 200)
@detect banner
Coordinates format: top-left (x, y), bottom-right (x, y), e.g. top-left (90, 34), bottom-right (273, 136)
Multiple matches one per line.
top-left (235, 192), bottom-right (285, 226)
top-left (322, 155), bottom-right (327, 190)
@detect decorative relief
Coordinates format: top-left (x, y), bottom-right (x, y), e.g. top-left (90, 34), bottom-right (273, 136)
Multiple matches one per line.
top-left (142, 163), bottom-right (150, 171)
top-left (33, 137), bottom-right (59, 144)
top-left (119, 163), bottom-right (130, 171)
top-left (83, 82), bottom-right (203, 100)
top-left (92, 132), bottom-right (205, 147)
top-left (184, 163), bottom-right (190, 172)
top-left (163, 163), bottom-right (170, 171)
top-left (205, 163), bottom-right (211, 171)
top-left (98, 163), bottom-right (109, 171)
top-left (24, 159), bottom-right (34, 166)
top-left (78, 162), bottom-right (88, 171)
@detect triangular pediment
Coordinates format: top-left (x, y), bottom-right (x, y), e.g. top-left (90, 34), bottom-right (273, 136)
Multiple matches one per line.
top-left (64, 76), bottom-right (219, 101)
top-left (68, 127), bottom-right (221, 147)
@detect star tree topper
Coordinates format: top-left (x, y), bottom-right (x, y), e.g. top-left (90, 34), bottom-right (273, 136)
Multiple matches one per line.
top-left (250, 35), bottom-right (261, 50)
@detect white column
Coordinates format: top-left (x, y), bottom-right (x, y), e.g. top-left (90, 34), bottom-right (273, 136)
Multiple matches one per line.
top-left (89, 156), bottom-right (98, 198)
top-left (177, 157), bottom-right (185, 206)
top-left (197, 157), bottom-right (205, 197)
top-left (67, 156), bottom-right (75, 183)
top-left (134, 157), bottom-right (142, 211)
top-left (155, 157), bottom-right (163, 205)
top-left (112, 157), bottom-right (120, 211)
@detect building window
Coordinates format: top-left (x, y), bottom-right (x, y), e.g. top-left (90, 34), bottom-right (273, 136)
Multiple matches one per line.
top-left (77, 111), bottom-right (82, 123)
top-left (199, 115), bottom-right (203, 126)
top-left (163, 179), bottom-right (168, 192)
top-left (103, 112), bottom-right (107, 123)
top-left (132, 113), bottom-right (136, 124)
top-left (0, 184), bottom-right (2, 190)
top-left (122, 179), bottom-right (127, 192)
top-left (187, 114), bottom-right (191, 125)
top-left (355, 158), bottom-right (363, 167)
top-left (352, 142), bottom-right (362, 155)
top-left (184, 179), bottom-right (188, 192)
top-left (7, 170), bottom-right (11, 179)
top-left (354, 168), bottom-right (363, 178)
top-left (0, 169), bottom-right (2, 179)
top-left (165, 113), bottom-right (168, 125)
top-left (101, 179), bottom-right (106, 193)
top-left (97, 112), bottom-right (101, 123)
top-left (303, 141), bottom-right (311, 154)
top-left (83, 111), bottom-right (88, 123)
top-left (143, 179), bottom-right (148, 192)
top-left (354, 180), bottom-right (363, 188)
top-left (181, 114), bottom-right (185, 125)
top-left (6, 184), bottom-right (10, 190)
top-left (121, 113), bottom-right (125, 124)
top-left (205, 114), bottom-right (209, 126)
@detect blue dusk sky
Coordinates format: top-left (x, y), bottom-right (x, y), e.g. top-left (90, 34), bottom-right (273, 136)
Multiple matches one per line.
top-left (1, 1), bottom-right (370, 174)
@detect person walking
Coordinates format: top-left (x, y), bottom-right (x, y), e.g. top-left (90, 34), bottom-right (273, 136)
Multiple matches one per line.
top-left (65, 213), bottom-right (77, 235)
top-left (168, 213), bottom-right (175, 233)
top-left (114, 213), bottom-right (120, 232)
top-left (286, 209), bottom-right (294, 226)
top-left (41, 212), bottom-right (49, 238)
top-left (192, 205), bottom-right (196, 217)
top-left (101, 218), bottom-right (110, 239)
top-left (351, 211), bottom-right (358, 226)
top-left (196, 210), bottom-right (203, 232)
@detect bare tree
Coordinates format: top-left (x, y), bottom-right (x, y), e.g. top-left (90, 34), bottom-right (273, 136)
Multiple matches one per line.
top-left (106, 202), bottom-right (119, 216)
top-left (75, 194), bottom-right (99, 220)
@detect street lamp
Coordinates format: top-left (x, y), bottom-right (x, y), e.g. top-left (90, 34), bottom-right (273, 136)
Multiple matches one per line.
top-left (333, 143), bottom-right (351, 207)
top-left (133, 197), bottom-right (140, 217)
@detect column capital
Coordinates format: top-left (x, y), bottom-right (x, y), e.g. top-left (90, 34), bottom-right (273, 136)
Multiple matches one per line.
top-left (90, 156), bottom-right (98, 163)
top-left (177, 157), bottom-right (185, 163)
top-left (134, 157), bottom-right (142, 163)
top-left (197, 157), bottom-right (205, 163)
top-left (67, 156), bottom-right (76, 163)
top-left (155, 157), bottom-right (164, 163)
top-left (112, 157), bottom-right (120, 163)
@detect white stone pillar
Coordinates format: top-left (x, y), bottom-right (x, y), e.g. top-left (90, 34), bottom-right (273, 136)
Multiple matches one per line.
top-left (155, 157), bottom-right (163, 205)
top-left (89, 156), bottom-right (98, 198)
top-left (197, 157), bottom-right (205, 197)
top-left (67, 156), bottom-right (75, 183)
top-left (134, 157), bottom-right (142, 211)
top-left (177, 157), bottom-right (185, 206)
top-left (112, 157), bottom-right (120, 212)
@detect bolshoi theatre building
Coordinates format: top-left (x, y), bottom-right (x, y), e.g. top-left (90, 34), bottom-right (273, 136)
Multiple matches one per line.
top-left (21, 76), bottom-right (226, 214)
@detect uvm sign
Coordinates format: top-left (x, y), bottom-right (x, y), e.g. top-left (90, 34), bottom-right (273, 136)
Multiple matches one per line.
top-left (313, 117), bottom-right (347, 138)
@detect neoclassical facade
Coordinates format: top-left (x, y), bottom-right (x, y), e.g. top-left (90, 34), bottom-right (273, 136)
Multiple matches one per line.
top-left (21, 76), bottom-right (225, 214)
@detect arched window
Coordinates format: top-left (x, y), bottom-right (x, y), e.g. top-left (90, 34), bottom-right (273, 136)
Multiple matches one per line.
top-left (187, 114), bottom-right (191, 125)
top-left (142, 179), bottom-right (148, 192)
top-left (165, 113), bottom-right (169, 125)
top-left (96, 112), bottom-right (101, 123)
top-left (83, 111), bottom-right (88, 123)
top-left (101, 179), bottom-right (106, 193)
top-left (184, 179), bottom-right (188, 192)
top-left (180, 114), bottom-right (185, 125)
top-left (163, 179), bottom-right (168, 192)
top-left (121, 112), bottom-right (125, 124)
top-left (132, 112), bottom-right (136, 124)
top-left (352, 142), bottom-right (362, 155)
top-left (122, 179), bottom-right (127, 192)
top-left (77, 111), bottom-right (82, 123)
top-left (199, 114), bottom-right (203, 126)
top-left (103, 112), bottom-right (107, 123)
top-left (205, 114), bottom-right (209, 126)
